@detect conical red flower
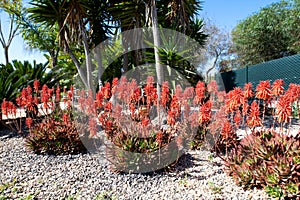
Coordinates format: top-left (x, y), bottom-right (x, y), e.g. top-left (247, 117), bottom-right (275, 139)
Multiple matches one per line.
top-left (255, 80), bottom-right (271, 101)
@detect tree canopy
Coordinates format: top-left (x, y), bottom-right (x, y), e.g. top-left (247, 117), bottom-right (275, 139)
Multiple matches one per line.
top-left (232, 0), bottom-right (300, 66)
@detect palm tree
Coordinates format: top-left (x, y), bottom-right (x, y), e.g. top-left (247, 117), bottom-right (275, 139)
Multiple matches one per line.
top-left (109, 0), bottom-right (147, 72)
top-left (108, 0), bottom-right (207, 87)
top-left (28, 0), bottom-right (103, 94)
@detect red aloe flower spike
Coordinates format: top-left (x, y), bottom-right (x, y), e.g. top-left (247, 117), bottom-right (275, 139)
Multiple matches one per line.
top-left (167, 95), bottom-right (181, 126)
top-left (198, 100), bottom-right (212, 124)
top-left (255, 80), bottom-right (272, 101)
top-left (103, 82), bottom-right (111, 99)
top-left (34, 96), bottom-right (39, 105)
top-left (26, 95), bottom-right (35, 111)
top-left (105, 102), bottom-right (112, 111)
top-left (70, 85), bottom-right (74, 95)
top-left (5, 101), bottom-right (17, 116)
top-left (41, 84), bottom-right (50, 109)
top-left (175, 85), bottom-right (183, 102)
top-left (56, 85), bottom-right (61, 102)
top-left (167, 110), bottom-right (176, 126)
top-left (20, 88), bottom-right (27, 107)
top-left (48, 88), bottom-right (54, 97)
top-left (63, 113), bottom-right (69, 125)
top-left (285, 83), bottom-right (300, 103)
top-left (129, 103), bottom-right (136, 118)
top-left (188, 112), bottom-right (199, 127)
top-left (183, 103), bottom-right (191, 119)
top-left (156, 131), bottom-right (163, 146)
top-left (225, 87), bottom-right (244, 113)
top-left (276, 95), bottom-right (292, 124)
top-left (117, 77), bottom-right (128, 99)
top-left (207, 80), bottom-right (218, 95)
top-left (67, 91), bottom-right (73, 100)
top-left (1, 99), bottom-right (7, 115)
top-left (271, 79), bottom-right (284, 97)
top-left (105, 120), bottom-right (113, 130)
top-left (33, 80), bottom-right (40, 92)
top-left (78, 90), bottom-right (86, 111)
top-left (25, 117), bottom-right (33, 128)
top-left (221, 120), bottom-right (234, 139)
top-left (256, 80), bottom-right (272, 122)
top-left (132, 88), bottom-right (141, 103)
top-left (246, 101), bottom-right (262, 128)
top-left (170, 95), bottom-right (180, 118)
top-left (112, 104), bottom-right (122, 119)
top-left (243, 83), bottom-right (253, 99)
top-left (141, 117), bottom-right (150, 127)
top-left (86, 90), bottom-right (96, 115)
top-left (26, 86), bottom-right (33, 96)
top-left (88, 118), bottom-right (98, 137)
top-left (183, 87), bottom-right (194, 101)
top-left (193, 81), bottom-right (206, 105)
top-left (242, 101), bottom-right (249, 116)
top-left (144, 76), bottom-right (157, 106)
top-left (95, 90), bottom-right (104, 108)
top-left (160, 81), bottom-right (170, 108)
top-left (129, 80), bottom-right (141, 103)
top-left (217, 91), bottom-right (226, 103)
top-left (111, 77), bottom-right (119, 95)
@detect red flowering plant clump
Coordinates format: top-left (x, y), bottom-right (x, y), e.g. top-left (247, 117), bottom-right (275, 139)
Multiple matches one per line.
top-left (219, 80), bottom-right (300, 199)
top-left (1, 80), bottom-right (88, 155)
top-left (75, 76), bottom-right (221, 172)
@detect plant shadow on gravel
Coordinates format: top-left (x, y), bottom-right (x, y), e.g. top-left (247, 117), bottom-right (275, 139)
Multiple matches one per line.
top-left (114, 151), bottom-right (222, 181)
top-left (0, 119), bottom-right (29, 140)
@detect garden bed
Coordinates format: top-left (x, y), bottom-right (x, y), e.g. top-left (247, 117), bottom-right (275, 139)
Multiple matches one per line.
top-left (0, 127), bottom-right (273, 200)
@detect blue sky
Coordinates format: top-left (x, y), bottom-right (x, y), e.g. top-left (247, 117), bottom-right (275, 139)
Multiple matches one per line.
top-left (200, 0), bottom-right (281, 30)
top-left (0, 0), bottom-right (280, 65)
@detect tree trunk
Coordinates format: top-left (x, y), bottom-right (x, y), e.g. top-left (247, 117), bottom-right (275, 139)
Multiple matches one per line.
top-left (206, 53), bottom-right (219, 81)
top-left (122, 35), bottom-right (129, 73)
top-left (95, 45), bottom-right (103, 88)
top-left (4, 46), bottom-right (9, 66)
top-left (64, 38), bottom-right (88, 90)
top-left (82, 28), bottom-right (95, 96)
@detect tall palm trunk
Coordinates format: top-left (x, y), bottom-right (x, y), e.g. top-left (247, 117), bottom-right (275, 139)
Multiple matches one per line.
top-left (95, 44), bottom-right (103, 88)
top-left (81, 24), bottom-right (95, 95)
top-left (150, 0), bottom-right (163, 98)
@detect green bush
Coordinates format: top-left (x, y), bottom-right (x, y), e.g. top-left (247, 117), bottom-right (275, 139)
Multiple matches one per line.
top-left (0, 60), bottom-right (68, 103)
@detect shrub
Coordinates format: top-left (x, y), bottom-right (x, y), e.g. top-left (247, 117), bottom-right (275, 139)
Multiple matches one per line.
top-left (224, 130), bottom-right (300, 199)
top-left (220, 80), bottom-right (300, 198)
top-left (2, 81), bottom-right (88, 155)
top-left (25, 108), bottom-right (87, 155)
top-left (75, 77), bottom-right (220, 172)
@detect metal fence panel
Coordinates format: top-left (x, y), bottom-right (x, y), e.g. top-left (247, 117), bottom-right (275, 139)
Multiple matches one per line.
top-left (217, 54), bottom-right (300, 91)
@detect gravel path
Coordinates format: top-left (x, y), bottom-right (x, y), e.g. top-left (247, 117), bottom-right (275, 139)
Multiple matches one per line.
top-left (0, 128), bottom-right (273, 200)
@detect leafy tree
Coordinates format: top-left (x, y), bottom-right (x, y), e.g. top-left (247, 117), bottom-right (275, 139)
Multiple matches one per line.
top-left (232, 0), bottom-right (300, 66)
top-left (26, 0), bottom-right (207, 92)
top-left (109, 0), bottom-right (207, 86)
top-left (0, 0), bottom-right (20, 65)
top-left (28, 0), bottom-right (108, 94)
top-left (199, 20), bottom-right (233, 81)
top-left (2, 1), bottom-right (60, 68)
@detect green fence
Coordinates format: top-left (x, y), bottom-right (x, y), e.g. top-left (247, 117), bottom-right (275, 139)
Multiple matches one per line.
top-left (216, 54), bottom-right (300, 92)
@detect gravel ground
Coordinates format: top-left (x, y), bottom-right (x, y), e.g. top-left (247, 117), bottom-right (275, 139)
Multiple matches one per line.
top-left (0, 127), bottom-right (273, 200)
